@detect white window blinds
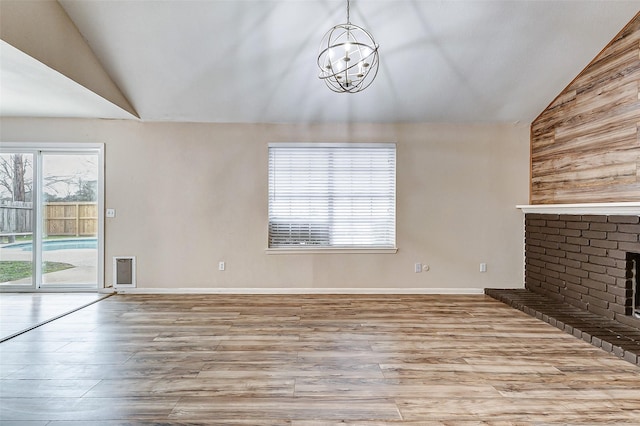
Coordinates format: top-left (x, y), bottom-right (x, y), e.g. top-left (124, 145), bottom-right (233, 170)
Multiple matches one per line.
top-left (268, 143), bottom-right (396, 248)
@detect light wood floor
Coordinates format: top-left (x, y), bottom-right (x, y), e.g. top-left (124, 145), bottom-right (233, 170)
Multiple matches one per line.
top-left (0, 292), bottom-right (107, 341)
top-left (1, 294), bottom-right (639, 424)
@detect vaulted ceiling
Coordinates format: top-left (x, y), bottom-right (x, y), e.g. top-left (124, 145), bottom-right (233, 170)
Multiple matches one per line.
top-left (1, 1), bottom-right (638, 123)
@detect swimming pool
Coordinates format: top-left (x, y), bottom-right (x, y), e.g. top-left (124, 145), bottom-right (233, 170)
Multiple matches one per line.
top-left (2, 238), bottom-right (97, 251)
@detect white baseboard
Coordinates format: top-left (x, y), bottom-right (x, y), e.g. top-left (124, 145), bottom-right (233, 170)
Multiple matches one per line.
top-left (115, 287), bottom-right (485, 295)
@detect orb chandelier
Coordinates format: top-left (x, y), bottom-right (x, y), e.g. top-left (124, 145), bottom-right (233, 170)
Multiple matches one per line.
top-left (317, 0), bottom-right (379, 93)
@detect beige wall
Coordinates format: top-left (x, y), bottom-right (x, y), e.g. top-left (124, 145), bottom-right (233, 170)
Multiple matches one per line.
top-left (0, 118), bottom-right (529, 291)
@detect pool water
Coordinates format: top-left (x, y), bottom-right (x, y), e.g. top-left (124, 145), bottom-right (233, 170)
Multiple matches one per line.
top-left (3, 239), bottom-right (97, 251)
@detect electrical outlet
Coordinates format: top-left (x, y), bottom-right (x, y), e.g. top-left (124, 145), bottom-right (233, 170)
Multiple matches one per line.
top-left (415, 263), bottom-right (422, 273)
top-left (218, 261), bottom-right (225, 271)
top-left (480, 263), bottom-right (487, 273)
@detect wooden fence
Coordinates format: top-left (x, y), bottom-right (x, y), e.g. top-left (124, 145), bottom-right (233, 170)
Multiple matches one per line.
top-left (0, 201), bottom-right (32, 238)
top-left (0, 201), bottom-right (97, 239)
top-left (45, 202), bottom-right (97, 236)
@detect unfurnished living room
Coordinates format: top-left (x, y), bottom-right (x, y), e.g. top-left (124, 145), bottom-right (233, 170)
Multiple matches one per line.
top-left (1, 0), bottom-right (639, 423)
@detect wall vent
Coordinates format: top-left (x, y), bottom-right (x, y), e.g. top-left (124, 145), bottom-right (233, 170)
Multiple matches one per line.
top-left (113, 256), bottom-right (136, 289)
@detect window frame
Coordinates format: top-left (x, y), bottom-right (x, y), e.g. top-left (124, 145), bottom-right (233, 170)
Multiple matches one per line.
top-left (266, 142), bottom-right (397, 255)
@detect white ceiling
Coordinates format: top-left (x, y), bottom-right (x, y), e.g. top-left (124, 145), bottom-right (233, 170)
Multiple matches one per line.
top-left (3, 1), bottom-right (640, 123)
top-left (0, 40), bottom-right (136, 120)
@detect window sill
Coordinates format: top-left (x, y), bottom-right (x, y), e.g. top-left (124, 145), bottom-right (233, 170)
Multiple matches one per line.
top-left (265, 247), bottom-right (398, 255)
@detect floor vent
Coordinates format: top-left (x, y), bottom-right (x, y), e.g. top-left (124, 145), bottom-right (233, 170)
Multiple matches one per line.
top-left (114, 256), bottom-right (136, 289)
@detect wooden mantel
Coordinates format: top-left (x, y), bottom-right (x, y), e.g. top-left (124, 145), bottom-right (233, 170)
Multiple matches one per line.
top-left (517, 202), bottom-right (640, 215)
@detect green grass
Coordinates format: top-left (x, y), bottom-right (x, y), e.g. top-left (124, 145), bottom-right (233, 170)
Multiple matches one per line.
top-left (0, 261), bottom-right (75, 283)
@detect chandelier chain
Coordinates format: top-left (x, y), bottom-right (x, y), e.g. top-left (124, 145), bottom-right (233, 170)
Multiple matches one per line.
top-left (347, 0), bottom-right (350, 23)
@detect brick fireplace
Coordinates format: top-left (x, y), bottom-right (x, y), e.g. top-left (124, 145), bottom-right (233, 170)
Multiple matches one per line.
top-left (525, 214), bottom-right (640, 329)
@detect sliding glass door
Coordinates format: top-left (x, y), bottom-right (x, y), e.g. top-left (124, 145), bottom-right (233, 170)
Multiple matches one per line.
top-left (40, 153), bottom-right (100, 287)
top-left (0, 145), bottom-right (103, 291)
top-left (0, 152), bottom-right (34, 288)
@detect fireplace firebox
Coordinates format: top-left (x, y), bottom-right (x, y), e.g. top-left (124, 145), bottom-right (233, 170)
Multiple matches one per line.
top-left (628, 252), bottom-right (640, 319)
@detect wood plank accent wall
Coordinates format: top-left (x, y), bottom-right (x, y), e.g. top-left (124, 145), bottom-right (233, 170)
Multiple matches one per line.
top-left (530, 13), bottom-right (640, 204)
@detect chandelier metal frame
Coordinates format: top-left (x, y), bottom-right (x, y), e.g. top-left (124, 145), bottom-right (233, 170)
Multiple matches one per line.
top-left (317, 0), bottom-right (380, 93)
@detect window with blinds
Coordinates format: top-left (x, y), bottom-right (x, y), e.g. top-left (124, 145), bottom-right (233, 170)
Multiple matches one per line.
top-left (268, 143), bottom-right (396, 249)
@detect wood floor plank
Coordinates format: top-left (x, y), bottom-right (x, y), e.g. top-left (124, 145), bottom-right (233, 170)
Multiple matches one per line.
top-left (83, 377), bottom-right (295, 398)
top-left (396, 397), bottom-right (640, 422)
top-left (169, 397), bottom-right (402, 421)
top-left (1, 294), bottom-right (639, 423)
top-left (0, 397), bottom-right (180, 421)
top-left (0, 379), bottom-right (100, 398)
